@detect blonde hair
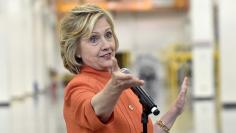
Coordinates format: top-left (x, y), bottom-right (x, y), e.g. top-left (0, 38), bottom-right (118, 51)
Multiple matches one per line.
top-left (59, 4), bottom-right (119, 74)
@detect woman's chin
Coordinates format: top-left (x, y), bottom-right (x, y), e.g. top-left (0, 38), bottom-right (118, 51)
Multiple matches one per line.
top-left (101, 61), bottom-right (113, 69)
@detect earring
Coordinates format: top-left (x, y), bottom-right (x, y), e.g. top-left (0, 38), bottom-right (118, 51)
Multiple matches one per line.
top-left (77, 55), bottom-right (81, 58)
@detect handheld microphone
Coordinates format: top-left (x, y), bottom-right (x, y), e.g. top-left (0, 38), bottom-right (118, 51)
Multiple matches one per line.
top-left (121, 68), bottom-right (160, 115)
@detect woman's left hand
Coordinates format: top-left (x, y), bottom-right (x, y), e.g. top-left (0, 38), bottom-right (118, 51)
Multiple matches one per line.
top-left (171, 77), bottom-right (189, 115)
top-left (154, 77), bottom-right (189, 133)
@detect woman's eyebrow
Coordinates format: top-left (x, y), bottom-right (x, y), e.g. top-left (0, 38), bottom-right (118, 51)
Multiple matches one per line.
top-left (91, 32), bottom-right (99, 34)
top-left (105, 27), bottom-right (112, 31)
top-left (91, 27), bottom-right (111, 34)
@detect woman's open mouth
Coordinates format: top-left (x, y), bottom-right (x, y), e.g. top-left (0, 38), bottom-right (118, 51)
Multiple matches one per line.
top-left (100, 53), bottom-right (112, 60)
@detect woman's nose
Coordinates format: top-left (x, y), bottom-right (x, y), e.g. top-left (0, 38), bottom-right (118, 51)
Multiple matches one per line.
top-left (101, 37), bottom-right (112, 50)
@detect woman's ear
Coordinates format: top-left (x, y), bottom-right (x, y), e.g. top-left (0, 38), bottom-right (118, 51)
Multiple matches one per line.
top-left (75, 55), bottom-right (82, 64)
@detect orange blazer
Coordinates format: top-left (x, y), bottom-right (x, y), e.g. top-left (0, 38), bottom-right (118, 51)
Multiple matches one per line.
top-left (63, 66), bottom-right (153, 133)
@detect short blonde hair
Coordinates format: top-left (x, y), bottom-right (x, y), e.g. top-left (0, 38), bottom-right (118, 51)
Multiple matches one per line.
top-left (59, 4), bottom-right (119, 74)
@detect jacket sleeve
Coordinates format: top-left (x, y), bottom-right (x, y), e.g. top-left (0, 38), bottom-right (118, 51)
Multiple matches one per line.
top-left (64, 78), bottom-right (114, 131)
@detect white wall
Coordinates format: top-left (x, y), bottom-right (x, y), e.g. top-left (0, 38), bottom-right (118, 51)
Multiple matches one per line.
top-left (22, 0), bottom-right (35, 94)
top-left (7, 0), bottom-right (27, 98)
top-left (219, 0), bottom-right (236, 104)
top-left (0, 2), bottom-right (10, 103)
top-left (114, 12), bottom-right (189, 61)
top-left (190, 0), bottom-right (215, 98)
top-left (193, 101), bottom-right (217, 133)
top-left (0, 0), bottom-right (58, 102)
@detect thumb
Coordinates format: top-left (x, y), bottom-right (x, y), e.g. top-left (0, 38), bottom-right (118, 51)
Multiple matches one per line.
top-left (109, 57), bottom-right (120, 73)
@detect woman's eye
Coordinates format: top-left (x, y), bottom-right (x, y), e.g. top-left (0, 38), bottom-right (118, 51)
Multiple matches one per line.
top-left (89, 35), bottom-right (98, 43)
top-left (105, 31), bottom-right (113, 39)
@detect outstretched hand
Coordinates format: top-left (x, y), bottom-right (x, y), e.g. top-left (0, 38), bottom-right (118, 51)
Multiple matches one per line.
top-left (153, 77), bottom-right (189, 133)
top-left (91, 57), bottom-right (144, 122)
top-left (108, 57), bottom-right (144, 92)
top-left (172, 77), bottom-right (189, 115)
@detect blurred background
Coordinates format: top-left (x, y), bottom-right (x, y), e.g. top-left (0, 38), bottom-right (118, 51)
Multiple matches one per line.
top-left (0, 0), bottom-right (236, 133)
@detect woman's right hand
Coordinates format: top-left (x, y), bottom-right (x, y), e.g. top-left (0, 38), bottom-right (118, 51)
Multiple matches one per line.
top-left (91, 57), bottom-right (144, 122)
top-left (108, 57), bottom-right (144, 93)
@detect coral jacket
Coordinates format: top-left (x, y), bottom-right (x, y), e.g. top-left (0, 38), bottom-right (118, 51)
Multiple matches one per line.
top-left (63, 66), bottom-right (153, 133)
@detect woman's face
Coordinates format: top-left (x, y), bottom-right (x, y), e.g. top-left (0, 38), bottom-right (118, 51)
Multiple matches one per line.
top-left (78, 17), bottom-right (116, 71)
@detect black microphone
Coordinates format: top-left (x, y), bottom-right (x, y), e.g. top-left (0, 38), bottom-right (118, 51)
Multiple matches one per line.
top-left (121, 68), bottom-right (160, 115)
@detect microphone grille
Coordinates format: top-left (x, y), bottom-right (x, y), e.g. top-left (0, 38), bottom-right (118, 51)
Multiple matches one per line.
top-left (120, 68), bottom-right (130, 74)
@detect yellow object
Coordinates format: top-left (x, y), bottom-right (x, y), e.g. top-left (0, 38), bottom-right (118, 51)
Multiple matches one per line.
top-left (163, 44), bottom-right (219, 90)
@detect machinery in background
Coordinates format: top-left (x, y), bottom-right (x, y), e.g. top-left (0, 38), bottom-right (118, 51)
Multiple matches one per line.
top-left (162, 44), bottom-right (219, 90)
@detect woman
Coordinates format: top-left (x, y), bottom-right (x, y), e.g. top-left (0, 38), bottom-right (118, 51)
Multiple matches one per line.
top-left (59, 4), bottom-right (188, 133)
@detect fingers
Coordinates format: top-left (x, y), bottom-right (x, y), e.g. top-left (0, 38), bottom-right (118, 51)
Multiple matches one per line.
top-left (110, 57), bottom-right (120, 73)
top-left (130, 78), bottom-right (144, 86)
top-left (176, 77), bottom-right (188, 102)
top-left (180, 77), bottom-right (188, 94)
top-left (111, 71), bottom-right (144, 90)
top-left (115, 72), bottom-right (144, 86)
top-left (108, 58), bottom-right (144, 90)
top-left (115, 72), bottom-right (133, 80)
top-left (173, 77), bottom-right (189, 114)
top-left (118, 78), bottom-right (144, 90)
